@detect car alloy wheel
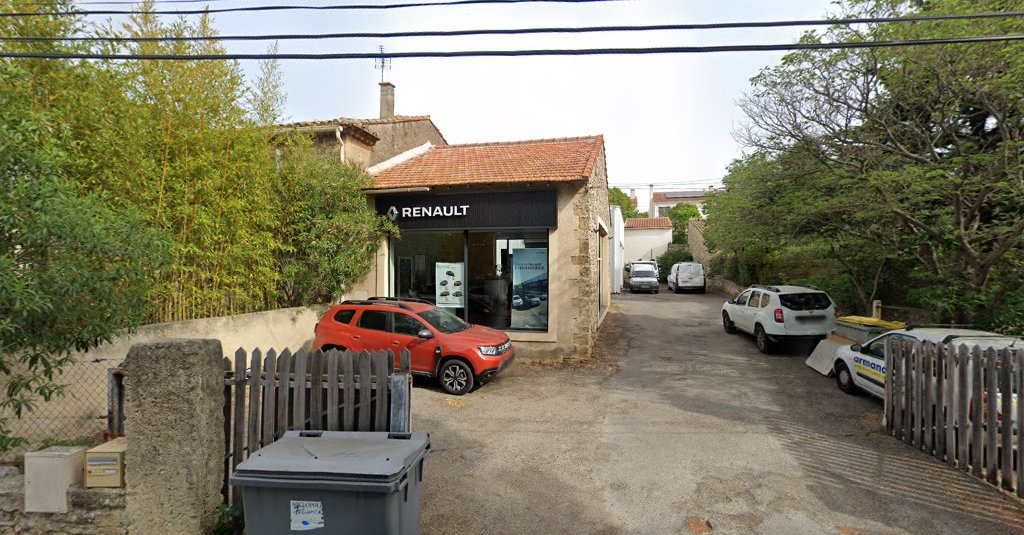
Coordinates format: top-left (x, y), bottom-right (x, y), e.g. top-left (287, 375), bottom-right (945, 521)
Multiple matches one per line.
top-left (439, 360), bottom-right (474, 395)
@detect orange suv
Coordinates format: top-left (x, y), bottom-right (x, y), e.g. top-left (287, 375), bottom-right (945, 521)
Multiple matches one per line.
top-left (313, 297), bottom-right (516, 395)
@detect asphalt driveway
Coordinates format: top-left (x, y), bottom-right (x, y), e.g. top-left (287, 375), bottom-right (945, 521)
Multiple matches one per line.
top-left (414, 289), bottom-right (1024, 534)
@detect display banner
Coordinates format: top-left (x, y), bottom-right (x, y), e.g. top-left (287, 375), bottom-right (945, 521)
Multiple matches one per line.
top-left (435, 262), bottom-right (465, 308)
top-left (510, 248), bottom-right (549, 329)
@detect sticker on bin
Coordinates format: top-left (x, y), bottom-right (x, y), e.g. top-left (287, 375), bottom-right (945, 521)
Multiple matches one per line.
top-left (290, 500), bottom-right (325, 531)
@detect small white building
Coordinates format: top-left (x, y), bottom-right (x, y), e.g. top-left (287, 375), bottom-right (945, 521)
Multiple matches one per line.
top-left (623, 217), bottom-right (673, 262)
top-left (609, 206), bottom-right (625, 293)
top-left (649, 189), bottom-right (714, 217)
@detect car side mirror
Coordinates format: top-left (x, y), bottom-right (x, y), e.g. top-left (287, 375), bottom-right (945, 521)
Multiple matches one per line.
top-left (417, 329), bottom-right (434, 339)
top-left (851, 344), bottom-right (863, 353)
top-left (726, 300), bottom-right (735, 305)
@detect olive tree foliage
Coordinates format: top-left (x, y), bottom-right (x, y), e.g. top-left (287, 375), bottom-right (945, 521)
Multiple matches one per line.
top-left (275, 138), bottom-right (397, 305)
top-left (719, 0), bottom-right (1024, 325)
top-left (0, 62), bottom-right (169, 449)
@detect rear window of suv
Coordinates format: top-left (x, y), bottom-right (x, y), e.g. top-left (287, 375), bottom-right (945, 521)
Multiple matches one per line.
top-left (334, 309), bottom-right (356, 324)
top-left (779, 292), bottom-right (832, 311)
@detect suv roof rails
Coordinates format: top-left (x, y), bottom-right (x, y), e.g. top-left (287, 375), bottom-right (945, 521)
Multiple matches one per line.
top-left (750, 284), bottom-right (781, 293)
top-left (341, 299), bottom-right (414, 311)
top-left (370, 296), bottom-right (435, 305)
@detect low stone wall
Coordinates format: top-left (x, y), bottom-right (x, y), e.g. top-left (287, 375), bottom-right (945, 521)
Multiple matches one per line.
top-left (7, 305), bottom-right (326, 453)
top-left (707, 276), bottom-right (745, 298)
top-left (0, 473), bottom-right (126, 534)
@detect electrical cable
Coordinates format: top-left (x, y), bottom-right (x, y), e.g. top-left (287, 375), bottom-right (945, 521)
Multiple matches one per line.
top-left (5, 12), bottom-right (1024, 42)
top-left (2, 34), bottom-right (1022, 59)
top-left (0, 0), bottom-right (633, 17)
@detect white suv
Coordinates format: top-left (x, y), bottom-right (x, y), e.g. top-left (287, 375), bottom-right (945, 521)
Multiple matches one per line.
top-left (722, 285), bottom-right (838, 353)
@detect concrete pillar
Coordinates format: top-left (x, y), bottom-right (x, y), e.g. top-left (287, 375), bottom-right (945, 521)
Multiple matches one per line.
top-left (379, 82), bottom-right (395, 118)
top-left (124, 339), bottom-right (225, 535)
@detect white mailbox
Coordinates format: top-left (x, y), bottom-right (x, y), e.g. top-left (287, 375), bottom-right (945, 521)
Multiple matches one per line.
top-left (24, 445), bottom-right (88, 513)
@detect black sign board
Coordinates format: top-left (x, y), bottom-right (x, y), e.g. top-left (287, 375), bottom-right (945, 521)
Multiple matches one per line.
top-left (375, 190), bottom-right (557, 231)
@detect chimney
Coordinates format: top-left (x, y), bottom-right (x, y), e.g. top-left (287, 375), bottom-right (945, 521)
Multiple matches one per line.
top-left (648, 184), bottom-right (656, 217)
top-left (379, 82), bottom-right (395, 119)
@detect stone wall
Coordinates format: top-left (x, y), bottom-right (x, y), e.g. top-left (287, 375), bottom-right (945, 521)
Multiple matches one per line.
top-left (688, 218), bottom-right (744, 298)
top-left (0, 473), bottom-right (126, 535)
top-left (567, 148), bottom-right (611, 360)
top-left (124, 339), bottom-right (225, 535)
top-left (364, 119), bottom-right (447, 166)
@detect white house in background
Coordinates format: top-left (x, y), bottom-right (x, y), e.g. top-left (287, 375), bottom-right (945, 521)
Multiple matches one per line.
top-left (649, 189), bottom-right (715, 217)
top-left (623, 217), bottom-right (673, 262)
top-left (610, 206), bottom-right (625, 293)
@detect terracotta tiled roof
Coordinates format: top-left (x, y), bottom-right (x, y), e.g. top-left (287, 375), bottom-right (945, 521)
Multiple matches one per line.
top-left (624, 217), bottom-right (672, 229)
top-left (652, 190), bottom-right (710, 203)
top-left (371, 135), bottom-right (604, 189)
top-left (690, 218), bottom-right (708, 233)
top-left (278, 115), bottom-right (434, 128)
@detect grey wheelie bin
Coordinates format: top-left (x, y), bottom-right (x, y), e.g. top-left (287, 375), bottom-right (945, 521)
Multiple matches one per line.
top-left (231, 430), bottom-right (430, 534)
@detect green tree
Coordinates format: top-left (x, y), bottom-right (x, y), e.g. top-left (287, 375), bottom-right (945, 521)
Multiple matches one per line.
top-left (0, 61), bottom-right (169, 449)
top-left (609, 187), bottom-right (644, 218)
top-left (666, 203), bottom-right (701, 244)
top-left (275, 139), bottom-right (396, 305)
top-left (656, 250), bottom-right (694, 282)
top-left (724, 0), bottom-right (1024, 324)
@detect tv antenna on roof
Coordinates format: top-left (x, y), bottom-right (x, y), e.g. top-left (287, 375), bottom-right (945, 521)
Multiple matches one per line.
top-left (375, 45), bottom-right (391, 82)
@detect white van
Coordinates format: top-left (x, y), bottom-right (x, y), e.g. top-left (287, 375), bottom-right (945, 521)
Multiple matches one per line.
top-left (668, 262), bottom-right (706, 293)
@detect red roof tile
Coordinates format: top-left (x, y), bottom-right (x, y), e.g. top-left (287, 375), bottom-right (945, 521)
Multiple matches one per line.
top-left (624, 217), bottom-right (672, 229)
top-left (278, 115), bottom-right (434, 128)
top-left (652, 190), bottom-right (711, 203)
top-left (372, 136), bottom-right (604, 189)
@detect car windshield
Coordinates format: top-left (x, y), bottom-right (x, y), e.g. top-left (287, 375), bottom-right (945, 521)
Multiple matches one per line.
top-left (419, 307), bottom-right (471, 334)
top-left (779, 292), bottom-right (832, 311)
top-left (632, 269), bottom-right (656, 278)
top-left (680, 264), bottom-right (700, 275)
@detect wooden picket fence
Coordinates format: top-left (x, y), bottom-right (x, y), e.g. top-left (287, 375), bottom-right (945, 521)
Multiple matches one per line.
top-left (885, 339), bottom-right (1023, 496)
top-left (222, 347), bottom-right (412, 505)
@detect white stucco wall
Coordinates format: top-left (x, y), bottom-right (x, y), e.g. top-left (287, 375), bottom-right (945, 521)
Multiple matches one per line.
top-left (610, 206), bottom-right (625, 293)
top-left (624, 227), bottom-right (672, 262)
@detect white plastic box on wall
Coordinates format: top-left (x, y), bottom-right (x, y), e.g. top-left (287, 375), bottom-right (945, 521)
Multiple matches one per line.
top-left (24, 445), bottom-right (88, 513)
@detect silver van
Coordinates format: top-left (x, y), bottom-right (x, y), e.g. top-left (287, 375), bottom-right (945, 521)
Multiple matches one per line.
top-left (668, 262), bottom-right (705, 293)
top-left (627, 264), bottom-right (660, 294)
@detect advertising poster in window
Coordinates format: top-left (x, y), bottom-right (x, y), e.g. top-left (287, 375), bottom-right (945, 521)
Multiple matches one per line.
top-left (435, 262), bottom-right (465, 308)
top-left (511, 248), bottom-right (548, 329)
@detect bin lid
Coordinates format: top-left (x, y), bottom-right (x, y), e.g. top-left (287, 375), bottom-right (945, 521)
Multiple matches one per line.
top-left (234, 431), bottom-right (429, 481)
top-left (836, 316), bottom-right (906, 330)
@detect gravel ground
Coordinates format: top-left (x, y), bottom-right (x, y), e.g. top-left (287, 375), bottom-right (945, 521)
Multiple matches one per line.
top-left (415, 289), bottom-right (1024, 534)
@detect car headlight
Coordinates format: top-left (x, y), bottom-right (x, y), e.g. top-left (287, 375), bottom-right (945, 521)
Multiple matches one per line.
top-left (479, 345), bottom-right (499, 356)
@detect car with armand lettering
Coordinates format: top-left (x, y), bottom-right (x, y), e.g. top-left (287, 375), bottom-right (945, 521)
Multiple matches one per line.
top-left (312, 297), bottom-right (515, 395)
top-left (832, 328), bottom-right (1023, 412)
top-left (722, 285), bottom-right (839, 353)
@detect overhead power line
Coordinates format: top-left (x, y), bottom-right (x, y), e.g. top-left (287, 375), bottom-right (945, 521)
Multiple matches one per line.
top-left (6, 12), bottom-right (1024, 42)
top-left (2, 34), bottom-right (1023, 59)
top-left (0, 0), bottom-right (631, 17)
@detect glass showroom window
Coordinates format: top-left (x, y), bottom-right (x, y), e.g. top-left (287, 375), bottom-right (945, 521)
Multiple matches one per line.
top-left (391, 232), bottom-right (466, 318)
top-left (467, 231), bottom-right (548, 331)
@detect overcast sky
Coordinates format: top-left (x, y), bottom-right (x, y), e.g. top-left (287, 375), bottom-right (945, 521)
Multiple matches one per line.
top-left (204, 0), bottom-right (835, 207)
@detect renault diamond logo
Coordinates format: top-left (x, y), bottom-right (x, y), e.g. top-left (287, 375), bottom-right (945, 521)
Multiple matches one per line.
top-left (386, 206), bottom-right (398, 221)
